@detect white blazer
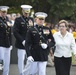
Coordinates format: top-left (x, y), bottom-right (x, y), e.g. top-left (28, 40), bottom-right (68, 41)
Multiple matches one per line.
top-left (53, 31), bottom-right (76, 57)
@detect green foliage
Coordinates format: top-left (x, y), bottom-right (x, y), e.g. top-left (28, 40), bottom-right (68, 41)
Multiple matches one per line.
top-left (0, 0), bottom-right (76, 23)
top-left (72, 53), bottom-right (76, 65)
top-left (8, 7), bottom-right (21, 14)
top-left (47, 0), bottom-right (76, 22)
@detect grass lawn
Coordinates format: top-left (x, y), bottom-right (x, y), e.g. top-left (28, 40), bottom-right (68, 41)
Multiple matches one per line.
top-left (72, 54), bottom-right (76, 65)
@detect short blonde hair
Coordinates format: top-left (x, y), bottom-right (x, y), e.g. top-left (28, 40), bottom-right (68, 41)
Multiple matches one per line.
top-left (58, 20), bottom-right (68, 27)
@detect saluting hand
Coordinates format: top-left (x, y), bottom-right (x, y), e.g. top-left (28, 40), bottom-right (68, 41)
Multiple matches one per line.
top-left (28, 20), bottom-right (33, 26)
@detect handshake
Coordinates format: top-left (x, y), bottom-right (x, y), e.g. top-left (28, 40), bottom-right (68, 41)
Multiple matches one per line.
top-left (40, 43), bottom-right (48, 49)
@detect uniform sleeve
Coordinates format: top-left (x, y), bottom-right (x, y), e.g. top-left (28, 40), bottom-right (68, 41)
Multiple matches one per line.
top-left (48, 29), bottom-right (55, 48)
top-left (25, 29), bottom-right (33, 57)
top-left (13, 18), bottom-right (24, 43)
top-left (9, 27), bottom-right (12, 45)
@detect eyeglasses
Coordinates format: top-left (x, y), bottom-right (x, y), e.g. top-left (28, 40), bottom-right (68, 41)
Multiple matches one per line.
top-left (39, 18), bottom-right (45, 20)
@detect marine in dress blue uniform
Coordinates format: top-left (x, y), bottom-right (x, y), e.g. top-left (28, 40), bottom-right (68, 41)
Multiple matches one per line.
top-left (0, 6), bottom-right (12, 75)
top-left (25, 12), bottom-right (55, 75)
top-left (13, 5), bottom-right (34, 75)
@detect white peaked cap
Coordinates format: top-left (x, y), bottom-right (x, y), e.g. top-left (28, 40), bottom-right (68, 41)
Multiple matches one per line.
top-left (21, 5), bottom-right (32, 9)
top-left (35, 12), bottom-right (48, 18)
top-left (0, 6), bottom-right (9, 11)
top-left (21, 5), bottom-right (32, 13)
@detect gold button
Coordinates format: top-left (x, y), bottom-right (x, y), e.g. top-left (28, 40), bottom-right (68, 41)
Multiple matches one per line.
top-left (34, 34), bottom-right (35, 36)
top-left (40, 28), bottom-right (41, 30)
top-left (39, 40), bottom-right (42, 44)
top-left (39, 32), bottom-right (42, 35)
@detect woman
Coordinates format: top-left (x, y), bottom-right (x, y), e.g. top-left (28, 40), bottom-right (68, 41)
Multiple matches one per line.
top-left (53, 20), bottom-right (76, 75)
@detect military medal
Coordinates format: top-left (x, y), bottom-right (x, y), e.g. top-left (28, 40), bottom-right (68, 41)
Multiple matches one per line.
top-left (43, 29), bottom-right (50, 34)
top-left (39, 32), bottom-right (42, 35)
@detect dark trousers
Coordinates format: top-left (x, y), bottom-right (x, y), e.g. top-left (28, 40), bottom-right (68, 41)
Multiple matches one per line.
top-left (54, 56), bottom-right (72, 75)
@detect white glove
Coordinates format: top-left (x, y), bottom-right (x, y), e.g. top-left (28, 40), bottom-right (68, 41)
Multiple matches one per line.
top-left (28, 20), bottom-right (33, 26)
top-left (41, 43), bottom-right (48, 49)
top-left (9, 46), bottom-right (13, 50)
top-left (27, 56), bottom-right (34, 62)
top-left (22, 40), bottom-right (25, 46)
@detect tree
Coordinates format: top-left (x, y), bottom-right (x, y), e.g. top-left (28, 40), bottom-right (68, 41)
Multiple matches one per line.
top-left (27, 0), bottom-right (76, 24)
top-left (47, 0), bottom-right (76, 23)
top-left (0, 0), bottom-right (76, 24)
